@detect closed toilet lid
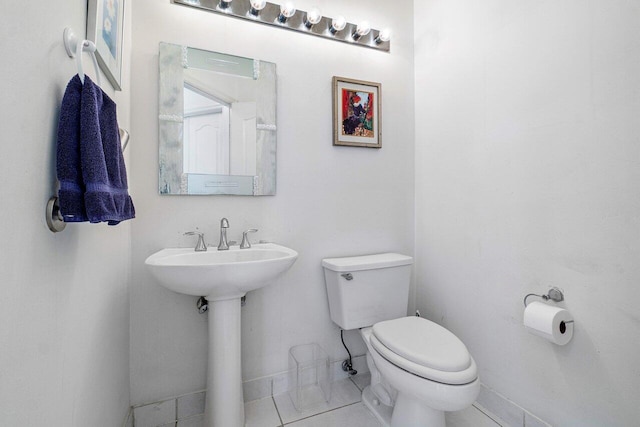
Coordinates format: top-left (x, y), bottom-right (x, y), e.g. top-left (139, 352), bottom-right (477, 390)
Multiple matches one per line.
top-left (371, 317), bottom-right (477, 384)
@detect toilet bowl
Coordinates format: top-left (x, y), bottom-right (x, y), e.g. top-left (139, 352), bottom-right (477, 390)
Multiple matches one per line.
top-left (322, 253), bottom-right (480, 427)
top-left (361, 317), bottom-right (479, 427)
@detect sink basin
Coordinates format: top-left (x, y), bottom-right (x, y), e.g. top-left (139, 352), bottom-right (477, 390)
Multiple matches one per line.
top-left (145, 243), bottom-right (298, 300)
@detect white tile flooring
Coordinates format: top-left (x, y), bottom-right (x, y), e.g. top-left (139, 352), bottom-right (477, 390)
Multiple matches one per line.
top-left (169, 374), bottom-right (504, 427)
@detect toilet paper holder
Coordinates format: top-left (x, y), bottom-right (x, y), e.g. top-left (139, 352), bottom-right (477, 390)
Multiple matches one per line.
top-left (523, 288), bottom-right (575, 343)
top-left (523, 288), bottom-right (574, 329)
top-left (523, 287), bottom-right (571, 312)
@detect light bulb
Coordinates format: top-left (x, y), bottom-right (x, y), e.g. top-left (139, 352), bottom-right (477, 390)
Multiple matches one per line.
top-left (352, 21), bottom-right (371, 40)
top-left (249, 0), bottom-right (266, 15)
top-left (330, 15), bottom-right (346, 34)
top-left (375, 28), bottom-right (391, 43)
top-left (278, 2), bottom-right (296, 23)
top-left (304, 8), bottom-right (322, 28)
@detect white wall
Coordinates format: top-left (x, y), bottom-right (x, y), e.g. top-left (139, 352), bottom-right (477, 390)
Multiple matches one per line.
top-left (0, 1), bottom-right (132, 426)
top-left (4, 1), bottom-right (637, 423)
top-left (414, 1), bottom-right (640, 425)
top-left (129, 0), bottom-right (415, 404)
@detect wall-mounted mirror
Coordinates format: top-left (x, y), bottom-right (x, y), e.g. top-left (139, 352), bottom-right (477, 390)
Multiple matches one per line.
top-left (158, 42), bottom-right (276, 195)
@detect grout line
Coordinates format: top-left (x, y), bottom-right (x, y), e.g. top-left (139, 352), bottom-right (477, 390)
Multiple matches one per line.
top-left (131, 389), bottom-right (208, 409)
top-left (349, 373), bottom-right (370, 392)
top-left (121, 406), bottom-right (133, 427)
top-left (472, 403), bottom-right (506, 427)
top-left (282, 401), bottom-right (362, 425)
top-left (270, 377), bottom-right (274, 399)
top-left (178, 413), bottom-right (204, 423)
top-left (272, 395), bottom-right (284, 427)
top-left (349, 375), bottom-right (362, 392)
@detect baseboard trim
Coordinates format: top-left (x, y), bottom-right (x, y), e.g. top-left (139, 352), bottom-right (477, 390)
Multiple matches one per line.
top-left (476, 383), bottom-right (552, 427)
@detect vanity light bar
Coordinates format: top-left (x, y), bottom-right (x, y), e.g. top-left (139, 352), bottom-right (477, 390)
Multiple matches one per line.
top-left (172, 0), bottom-right (391, 52)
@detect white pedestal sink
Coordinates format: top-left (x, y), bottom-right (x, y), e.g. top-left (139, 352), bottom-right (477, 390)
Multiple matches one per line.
top-left (145, 243), bottom-right (298, 427)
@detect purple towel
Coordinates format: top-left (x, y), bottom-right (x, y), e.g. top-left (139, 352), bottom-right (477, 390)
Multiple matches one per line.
top-left (56, 75), bottom-right (135, 225)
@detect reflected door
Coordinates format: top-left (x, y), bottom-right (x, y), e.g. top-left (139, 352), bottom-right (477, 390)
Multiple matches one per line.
top-left (230, 102), bottom-right (257, 176)
top-left (184, 109), bottom-right (230, 175)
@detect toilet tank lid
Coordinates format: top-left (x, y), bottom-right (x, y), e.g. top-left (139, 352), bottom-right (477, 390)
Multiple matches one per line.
top-left (322, 253), bottom-right (413, 272)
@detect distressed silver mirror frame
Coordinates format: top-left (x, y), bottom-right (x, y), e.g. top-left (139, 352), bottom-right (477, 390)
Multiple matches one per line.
top-left (158, 42), bottom-right (277, 196)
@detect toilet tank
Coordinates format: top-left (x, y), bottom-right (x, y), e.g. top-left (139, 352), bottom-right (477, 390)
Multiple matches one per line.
top-left (322, 253), bottom-right (413, 330)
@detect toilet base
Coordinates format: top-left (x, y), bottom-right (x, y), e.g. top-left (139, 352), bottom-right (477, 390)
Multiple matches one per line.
top-left (391, 391), bottom-right (445, 427)
top-left (362, 385), bottom-right (446, 427)
top-left (362, 385), bottom-right (393, 427)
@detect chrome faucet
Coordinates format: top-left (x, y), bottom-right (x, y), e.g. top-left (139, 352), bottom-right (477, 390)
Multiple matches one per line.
top-left (218, 218), bottom-right (230, 250)
top-left (240, 229), bottom-right (258, 249)
top-left (184, 231), bottom-right (207, 252)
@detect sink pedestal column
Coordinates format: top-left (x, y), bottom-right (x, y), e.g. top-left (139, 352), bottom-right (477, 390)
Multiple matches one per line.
top-left (205, 297), bottom-right (244, 427)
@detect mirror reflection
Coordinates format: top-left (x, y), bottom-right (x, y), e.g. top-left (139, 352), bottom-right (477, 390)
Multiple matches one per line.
top-left (158, 42), bottom-right (277, 195)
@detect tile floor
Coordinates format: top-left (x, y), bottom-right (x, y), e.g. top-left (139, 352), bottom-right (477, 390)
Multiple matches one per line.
top-left (168, 374), bottom-right (503, 427)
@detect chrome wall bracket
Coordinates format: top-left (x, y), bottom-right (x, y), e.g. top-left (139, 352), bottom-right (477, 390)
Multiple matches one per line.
top-left (523, 287), bottom-right (565, 307)
top-left (46, 196), bottom-right (66, 233)
top-left (172, 0), bottom-right (391, 52)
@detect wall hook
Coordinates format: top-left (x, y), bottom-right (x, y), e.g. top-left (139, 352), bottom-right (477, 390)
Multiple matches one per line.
top-left (63, 27), bottom-right (78, 58)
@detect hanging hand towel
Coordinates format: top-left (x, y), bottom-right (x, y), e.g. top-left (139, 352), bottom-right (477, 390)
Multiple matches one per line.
top-left (57, 75), bottom-right (87, 222)
top-left (80, 75), bottom-right (135, 224)
top-left (56, 75), bottom-right (135, 225)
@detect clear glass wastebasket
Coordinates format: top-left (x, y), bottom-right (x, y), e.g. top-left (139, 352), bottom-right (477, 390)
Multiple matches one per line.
top-left (288, 343), bottom-right (332, 411)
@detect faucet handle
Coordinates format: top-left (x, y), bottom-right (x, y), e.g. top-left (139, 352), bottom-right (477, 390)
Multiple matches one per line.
top-left (184, 231), bottom-right (207, 252)
top-left (240, 229), bottom-right (259, 249)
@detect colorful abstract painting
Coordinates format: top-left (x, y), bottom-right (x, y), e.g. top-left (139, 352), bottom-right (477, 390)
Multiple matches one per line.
top-left (341, 89), bottom-right (375, 138)
top-left (333, 77), bottom-right (381, 148)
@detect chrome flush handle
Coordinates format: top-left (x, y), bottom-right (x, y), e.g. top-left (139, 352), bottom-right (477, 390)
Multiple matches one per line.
top-left (341, 273), bottom-right (353, 281)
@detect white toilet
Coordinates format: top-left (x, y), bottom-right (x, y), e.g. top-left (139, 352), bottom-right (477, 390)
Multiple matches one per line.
top-left (322, 253), bottom-right (480, 427)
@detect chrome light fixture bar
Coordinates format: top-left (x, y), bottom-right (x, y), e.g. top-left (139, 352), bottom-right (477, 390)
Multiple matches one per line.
top-left (172, 0), bottom-right (391, 52)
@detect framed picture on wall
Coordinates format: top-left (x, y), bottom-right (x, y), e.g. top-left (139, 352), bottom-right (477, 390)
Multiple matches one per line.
top-left (87, 0), bottom-right (125, 90)
top-left (332, 76), bottom-right (382, 148)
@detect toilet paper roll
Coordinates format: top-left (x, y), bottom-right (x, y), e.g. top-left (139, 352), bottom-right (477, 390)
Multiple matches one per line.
top-left (523, 301), bottom-right (574, 345)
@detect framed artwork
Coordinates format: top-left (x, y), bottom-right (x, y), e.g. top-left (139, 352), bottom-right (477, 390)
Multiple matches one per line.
top-left (332, 76), bottom-right (381, 148)
top-left (87, 0), bottom-right (125, 91)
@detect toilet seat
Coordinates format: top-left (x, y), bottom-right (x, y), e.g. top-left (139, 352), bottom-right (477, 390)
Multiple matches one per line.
top-left (371, 317), bottom-right (478, 385)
